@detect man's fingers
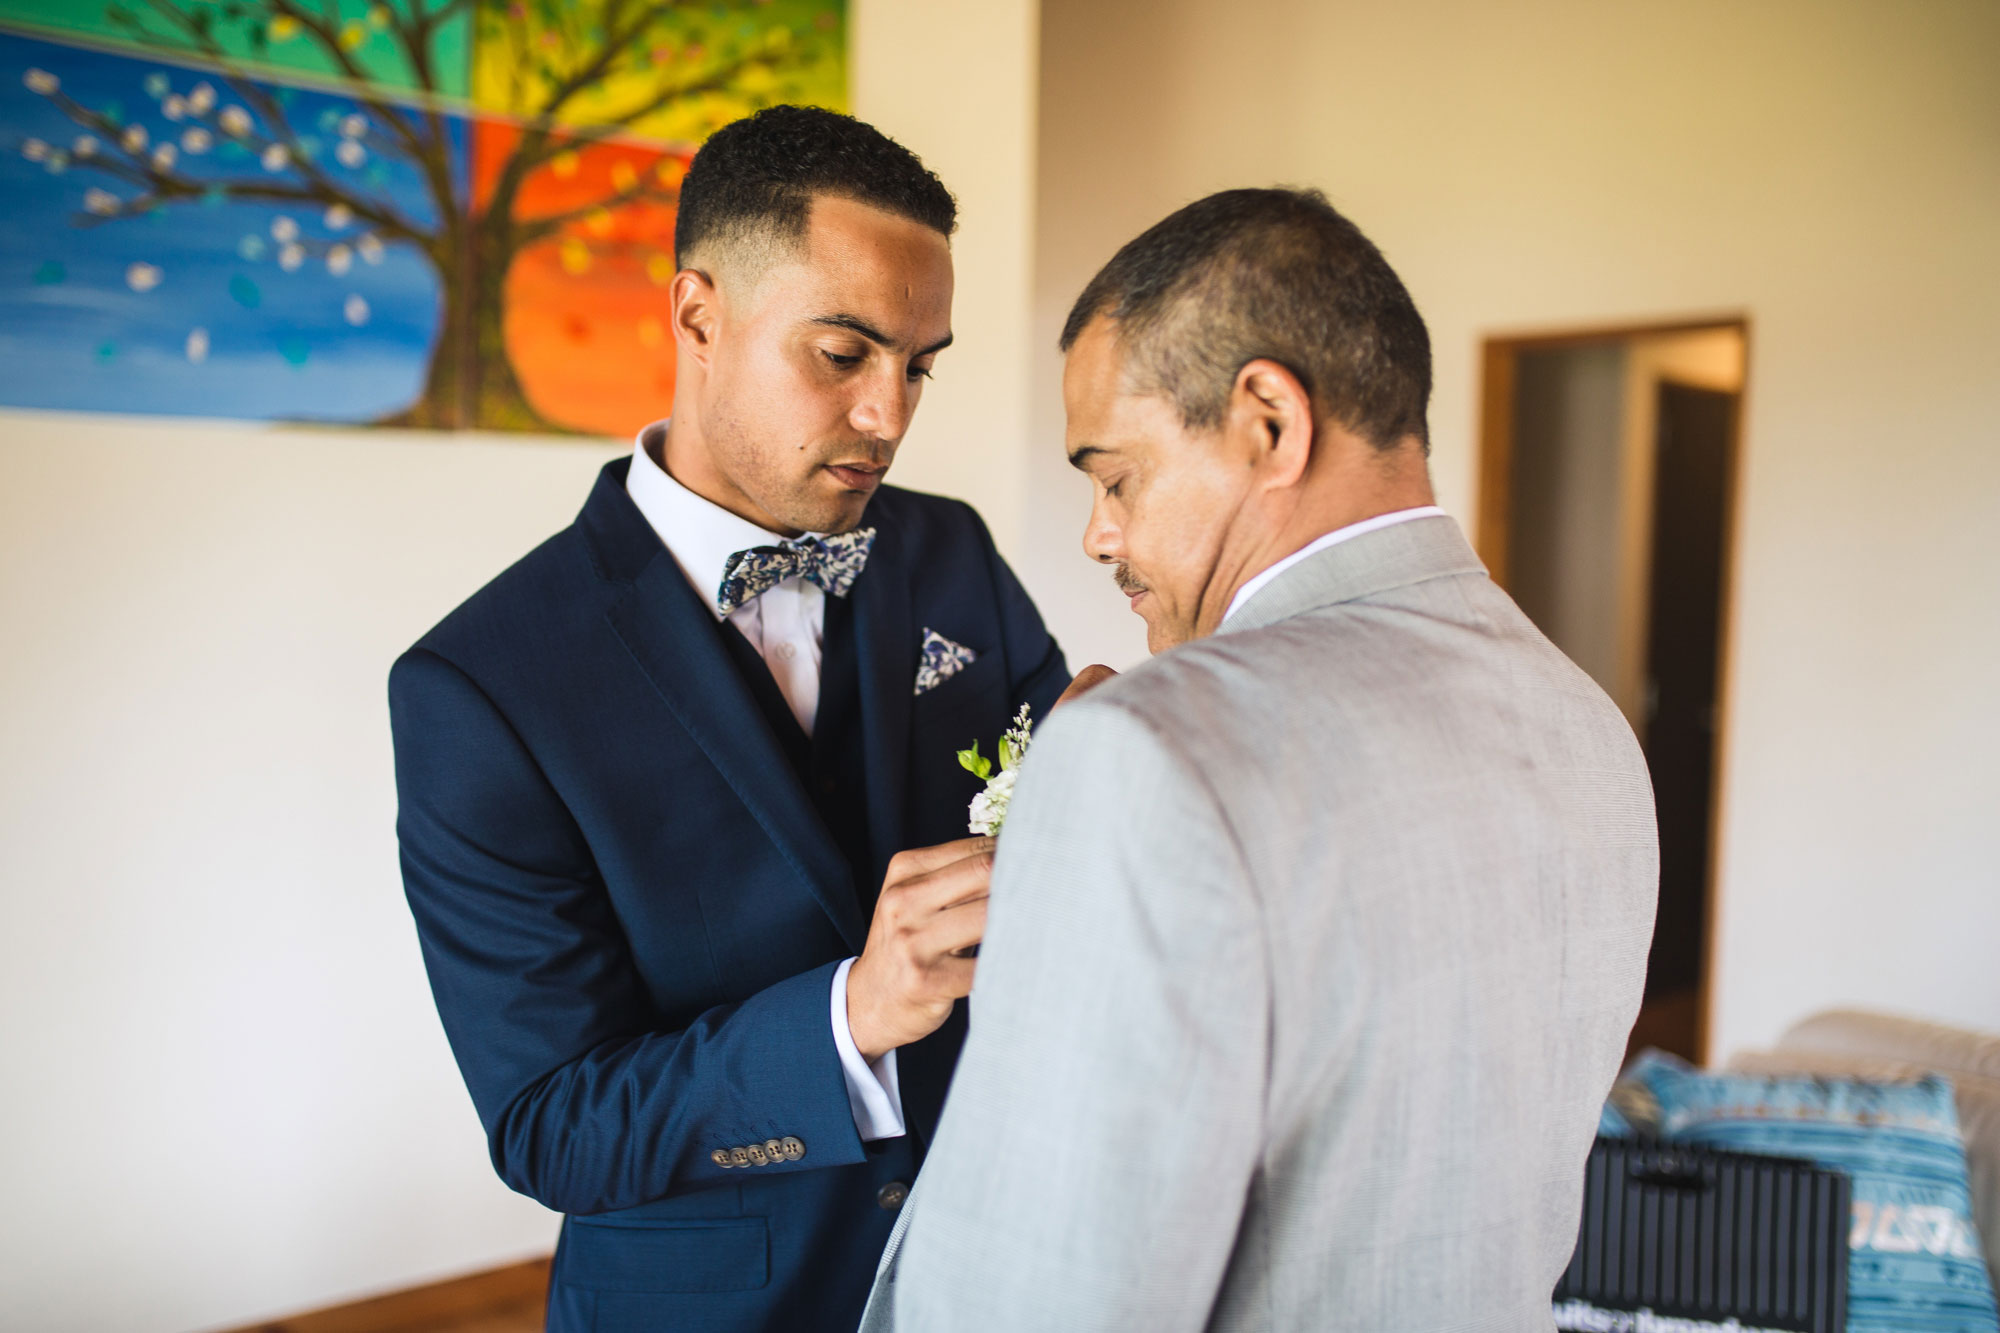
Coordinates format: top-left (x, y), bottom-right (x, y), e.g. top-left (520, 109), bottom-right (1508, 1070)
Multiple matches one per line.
top-left (1055, 664), bottom-right (1119, 710)
top-left (886, 835), bottom-right (995, 884)
top-left (898, 849), bottom-right (994, 913)
top-left (924, 894), bottom-right (986, 956)
top-left (926, 951), bottom-right (977, 999)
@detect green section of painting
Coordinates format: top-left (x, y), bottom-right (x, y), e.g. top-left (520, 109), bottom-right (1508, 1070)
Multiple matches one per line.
top-left (0, 0), bottom-right (471, 98)
top-left (470, 0), bottom-right (843, 144)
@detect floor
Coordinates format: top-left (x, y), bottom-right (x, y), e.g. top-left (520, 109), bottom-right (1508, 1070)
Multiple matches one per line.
top-left (217, 1257), bottom-right (549, 1333)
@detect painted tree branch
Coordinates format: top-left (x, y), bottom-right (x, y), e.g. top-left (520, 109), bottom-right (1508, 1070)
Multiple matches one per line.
top-left (37, 85), bottom-right (429, 241)
top-left (514, 178), bottom-right (681, 243)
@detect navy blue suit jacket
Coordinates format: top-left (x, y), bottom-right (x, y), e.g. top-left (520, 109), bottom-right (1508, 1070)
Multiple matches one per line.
top-left (389, 458), bottom-right (1068, 1332)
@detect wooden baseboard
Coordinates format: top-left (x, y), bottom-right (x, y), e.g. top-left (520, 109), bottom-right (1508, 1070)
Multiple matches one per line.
top-left (213, 1256), bottom-right (551, 1333)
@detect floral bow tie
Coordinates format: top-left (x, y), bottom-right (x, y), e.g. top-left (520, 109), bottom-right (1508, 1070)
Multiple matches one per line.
top-left (715, 527), bottom-right (877, 616)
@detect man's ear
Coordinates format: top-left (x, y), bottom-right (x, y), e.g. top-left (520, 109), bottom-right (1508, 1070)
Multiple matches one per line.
top-left (1229, 357), bottom-right (1314, 487)
top-left (670, 267), bottom-right (722, 368)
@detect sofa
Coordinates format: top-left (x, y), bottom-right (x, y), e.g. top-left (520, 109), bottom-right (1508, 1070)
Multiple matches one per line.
top-left (1726, 1008), bottom-right (2000, 1289)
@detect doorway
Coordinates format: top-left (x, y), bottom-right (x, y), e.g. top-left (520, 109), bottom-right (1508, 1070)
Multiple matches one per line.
top-left (1476, 318), bottom-right (1748, 1064)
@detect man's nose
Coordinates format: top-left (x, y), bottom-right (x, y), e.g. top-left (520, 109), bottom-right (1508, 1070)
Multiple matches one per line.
top-left (849, 371), bottom-right (912, 441)
top-left (1082, 504), bottom-right (1121, 564)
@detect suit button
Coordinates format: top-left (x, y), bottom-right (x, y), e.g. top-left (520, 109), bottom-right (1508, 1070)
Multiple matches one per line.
top-left (765, 1139), bottom-right (786, 1162)
top-left (877, 1180), bottom-right (909, 1211)
top-left (711, 1149), bottom-right (732, 1168)
top-left (746, 1143), bottom-right (769, 1166)
top-left (781, 1136), bottom-right (806, 1161)
top-left (730, 1147), bottom-right (750, 1167)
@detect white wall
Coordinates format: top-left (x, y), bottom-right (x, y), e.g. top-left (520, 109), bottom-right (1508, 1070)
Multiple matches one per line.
top-left (1032, 0), bottom-right (2000, 1058)
top-left (851, 0), bottom-right (1040, 563)
top-left (0, 415), bottom-right (618, 1331)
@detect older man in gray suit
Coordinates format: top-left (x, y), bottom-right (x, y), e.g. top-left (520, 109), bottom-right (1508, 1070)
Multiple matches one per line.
top-left (863, 188), bottom-right (1658, 1331)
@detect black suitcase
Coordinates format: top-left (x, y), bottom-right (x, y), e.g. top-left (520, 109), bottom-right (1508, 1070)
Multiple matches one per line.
top-left (1554, 1136), bottom-right (1852, 1333)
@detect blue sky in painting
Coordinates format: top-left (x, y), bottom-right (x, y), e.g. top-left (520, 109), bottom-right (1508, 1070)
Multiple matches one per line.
top-left (0, 28), bottom-right (463, 423)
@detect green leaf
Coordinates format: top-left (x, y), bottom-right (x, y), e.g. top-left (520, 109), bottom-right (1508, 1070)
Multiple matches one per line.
top-left (957, 742), bottom-right (992, 781)
top-left (997, 736), bottom-right (1017, 771)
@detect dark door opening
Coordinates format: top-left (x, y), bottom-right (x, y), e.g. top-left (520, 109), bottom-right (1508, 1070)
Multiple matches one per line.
top-left (1477, 319), bottom-right (1747, 1063)
top-left (1642, 382), bottom-right (1736, 1021)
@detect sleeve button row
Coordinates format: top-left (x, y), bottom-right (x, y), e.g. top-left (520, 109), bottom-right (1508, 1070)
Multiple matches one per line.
top-left (713, 1136), bottom-right (806, 1168)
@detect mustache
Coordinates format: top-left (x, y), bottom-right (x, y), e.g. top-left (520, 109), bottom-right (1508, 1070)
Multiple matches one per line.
top-left (817, 439), bottom-right (892, 468)
top-left (1112, 563), bottom-right (1147, 595)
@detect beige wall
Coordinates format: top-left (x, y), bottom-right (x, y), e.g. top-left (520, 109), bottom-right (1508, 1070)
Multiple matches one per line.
top-left (1031, 0), bottom-right (2000, 1059)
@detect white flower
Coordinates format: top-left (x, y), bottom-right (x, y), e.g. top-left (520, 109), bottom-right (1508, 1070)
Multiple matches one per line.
top-left (83, 188), bottom-right (120, 215)
top-left (335, 138), bottom-right (365, 168)
top-left (218, 106), bottom-right (253, 138)
top-left (72, 134), bottom-right (98, 158)
top-left (343, 293), bottom-right (370, 326)
top-left (24, 68), bottom-right (59, 95)
top-left (959, 703), bottom-right (1037, 836)
top-left (161, 94), bottom-right (186, 121)
top-left (187, 82), bottom-right (215, 115)
top-left (278, 242), bottom-right (305, 271)
top-left (20, 137), bottom-right (50, 162)
top-left (121, 124), bottom-right (147, 152)
top-left (339, 113), bottom-right (367, 139)
top-left (260, 142), bottom-right (290, 171)
top-left (326, 243), bottom-right (352, 275)
top-left (356, 232), bottom-right (384, 264)
top-left (185, 327), bottom-right (209, 363)
top-left (180, 127), bottom-right (212, 154)
top-left (125, 262), bottom-right (162, 292)
top-left (324, 203), bottom-right (353, 230)
top-left (150, 142), bottom-right (177, 171)
top-left (269, 214), bottom-right (299, 242)
top-left (967, 767), bottom-right (1017, 837)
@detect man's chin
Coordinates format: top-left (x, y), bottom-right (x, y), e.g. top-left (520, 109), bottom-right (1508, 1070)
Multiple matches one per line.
top-left (769, 488), bottom-right (874, 536)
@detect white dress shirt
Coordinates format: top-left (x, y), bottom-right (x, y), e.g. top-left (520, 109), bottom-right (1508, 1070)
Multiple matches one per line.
top-left (627, 422), bottom-right (905, 1141)
top-left (1223, 506), bottom-right (1446, 623)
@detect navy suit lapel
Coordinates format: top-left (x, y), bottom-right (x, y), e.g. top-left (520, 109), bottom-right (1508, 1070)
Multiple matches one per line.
top-left (850, 509), bottom-right (913, 891)
top-left (583, 460), bottom-right (868, 954)
top-left (849, 508), bottom-right (966, 1146)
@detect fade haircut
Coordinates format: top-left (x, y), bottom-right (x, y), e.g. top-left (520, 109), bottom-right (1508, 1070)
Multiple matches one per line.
top-left (1059, 188), bottom-right (1431, 449)
top-left (673, 104), bottom-right (957, 273)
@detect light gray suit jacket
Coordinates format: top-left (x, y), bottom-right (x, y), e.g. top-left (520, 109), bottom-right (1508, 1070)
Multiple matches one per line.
top-left (861, 515), bottom-right (1657, 1332)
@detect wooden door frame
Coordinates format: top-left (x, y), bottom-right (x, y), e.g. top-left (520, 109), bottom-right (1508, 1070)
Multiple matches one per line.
top-left (1474, 314), bottom-right (1752, 1066)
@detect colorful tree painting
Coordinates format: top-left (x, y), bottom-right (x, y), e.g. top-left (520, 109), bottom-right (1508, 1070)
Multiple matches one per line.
top-left (0, 0), bottom-right (844, 433)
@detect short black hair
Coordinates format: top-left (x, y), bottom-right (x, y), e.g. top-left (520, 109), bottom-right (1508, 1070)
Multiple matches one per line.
top-left (1059, 188), bottom-right (1431, 449)
top-left (674, 105), bottom-right (956, 270)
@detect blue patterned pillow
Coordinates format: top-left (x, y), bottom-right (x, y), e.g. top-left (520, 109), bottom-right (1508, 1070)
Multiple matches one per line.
top-left (1618, 1051), bottom-right (1999, 1333)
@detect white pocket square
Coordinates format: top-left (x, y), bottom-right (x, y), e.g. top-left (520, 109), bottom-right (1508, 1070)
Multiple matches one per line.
top-left (914, 628), bottom-right (978, 697)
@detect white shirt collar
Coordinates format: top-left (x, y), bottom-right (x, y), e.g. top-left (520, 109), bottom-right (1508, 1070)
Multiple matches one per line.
top-left (627, 419), bottom-right (801, 619)
top-left (1222, 506), bottom-right (1446, 623)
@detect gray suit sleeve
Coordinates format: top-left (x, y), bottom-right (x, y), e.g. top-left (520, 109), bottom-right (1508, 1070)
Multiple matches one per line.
top-left (891, 698), bottom-right (1269, 1331)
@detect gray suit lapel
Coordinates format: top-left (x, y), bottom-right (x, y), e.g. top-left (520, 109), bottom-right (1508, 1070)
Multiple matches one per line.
top-left (1219, 514), bottom-right (1486, 635)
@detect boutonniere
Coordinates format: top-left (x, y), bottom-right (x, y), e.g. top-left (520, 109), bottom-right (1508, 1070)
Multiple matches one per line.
top-left (958, 703), bottom-right (1035, 836)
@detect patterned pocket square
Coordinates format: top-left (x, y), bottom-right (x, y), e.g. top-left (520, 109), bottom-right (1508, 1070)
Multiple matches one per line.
top-left (914, 628), bottom-right (978, 697)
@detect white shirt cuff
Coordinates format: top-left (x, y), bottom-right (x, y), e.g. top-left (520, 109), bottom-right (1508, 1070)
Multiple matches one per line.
top-left (830, 956), bottom-right (906, 1142)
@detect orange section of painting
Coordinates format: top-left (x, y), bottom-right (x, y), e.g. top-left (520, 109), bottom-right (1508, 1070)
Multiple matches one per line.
top-left (471, 119), bottom-right (691, 436)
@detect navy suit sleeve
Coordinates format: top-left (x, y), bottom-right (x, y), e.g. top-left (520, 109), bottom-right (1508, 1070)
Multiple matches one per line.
top-left (389, 647), bottom-right (867, 1216)
top-left (966, 505), bottom-right (1071, 719)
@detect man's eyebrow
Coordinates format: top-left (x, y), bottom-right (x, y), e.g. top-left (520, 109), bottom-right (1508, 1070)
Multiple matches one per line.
top-left (810, 314), bottom-right (953, 358)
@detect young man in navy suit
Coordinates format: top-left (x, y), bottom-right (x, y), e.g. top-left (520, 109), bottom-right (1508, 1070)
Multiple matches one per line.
top-left (389, 107), bottom-right (1071, 1332)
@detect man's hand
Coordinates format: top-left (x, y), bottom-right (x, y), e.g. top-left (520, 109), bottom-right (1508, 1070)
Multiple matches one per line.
top-left (1056, 664), bottom-right (1119, 709)
top-left (846, 836), bottom-right (994, 1060)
